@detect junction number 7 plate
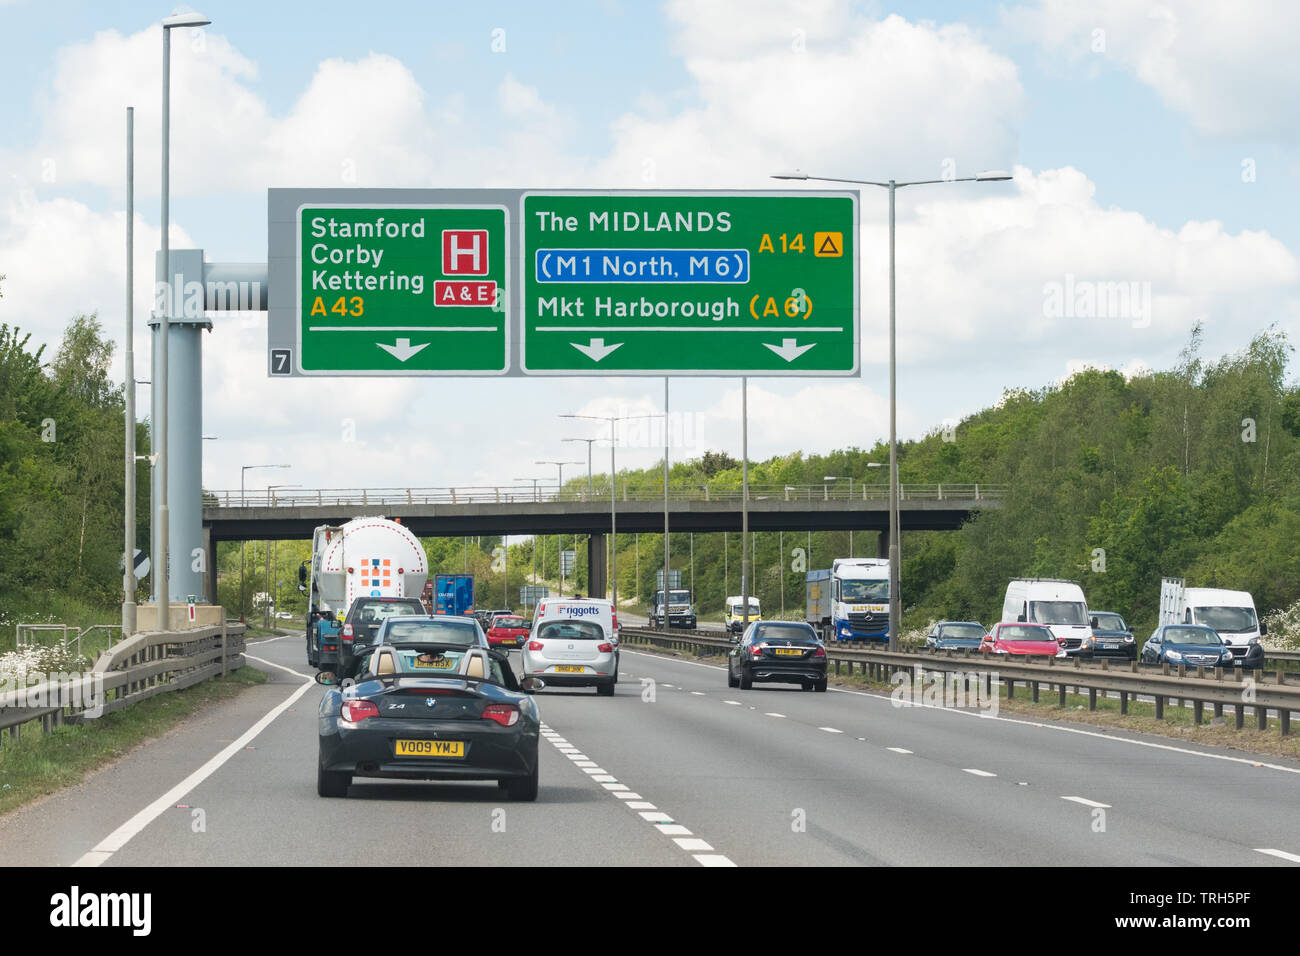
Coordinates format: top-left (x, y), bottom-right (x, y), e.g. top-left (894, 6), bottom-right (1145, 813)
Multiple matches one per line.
top-left (395, 740), bottom-right (465, 757)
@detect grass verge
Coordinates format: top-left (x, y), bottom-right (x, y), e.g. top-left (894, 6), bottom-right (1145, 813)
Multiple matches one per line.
top-left (624, 639), bottom-right (1300, 762)
top-left (0, 666), bottom-right (268, 818)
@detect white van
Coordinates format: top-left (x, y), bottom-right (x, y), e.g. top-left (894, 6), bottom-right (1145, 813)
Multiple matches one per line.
top-left (1002, 579), bottom-right (1091, 656)
top-left (522, 597), bottom-right (620, 695)
top-left (1160, 579), bottom-right (1266, 667)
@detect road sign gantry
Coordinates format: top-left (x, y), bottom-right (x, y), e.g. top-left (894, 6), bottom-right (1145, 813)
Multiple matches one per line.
top-left (268, 188), bottom-right (858, 377)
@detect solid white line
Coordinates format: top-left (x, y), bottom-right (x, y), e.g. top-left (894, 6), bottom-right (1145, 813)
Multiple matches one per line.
top-left (694, 854), bottom-right (738, 867)
top-left (1255, 848), bottom-right (1300, 863)
top-left (819, 727), bottom-right (843, 734)
top-left (887, 747), bottom-right (913, 754)
top-left (73, 667), bottom-right (315, 867)
top-left (963, 768), bottom-right (996, 777)
top-left (1062, 796), bottom-right (1111, 809)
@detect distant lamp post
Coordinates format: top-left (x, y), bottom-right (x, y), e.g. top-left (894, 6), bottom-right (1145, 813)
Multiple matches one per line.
top-left (240, 464), bottom-right (289, 621)
top-left (823, 475), bottom-right (853, 556)
top-left (775, 166), bottom-right (1013, 649)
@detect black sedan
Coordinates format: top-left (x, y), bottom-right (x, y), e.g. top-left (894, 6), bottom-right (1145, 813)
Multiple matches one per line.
top-left (1084, 611), bottom-right (1138, 660)
top-left (316, 638), bottom-right (543, 801)
top-left (728, 621), bottom-right (828, 692)
top-left (924, 621), bottom-right (986, 651)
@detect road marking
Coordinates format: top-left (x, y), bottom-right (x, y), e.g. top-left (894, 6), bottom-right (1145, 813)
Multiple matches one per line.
top-left (675, 838), bottom-right (714, 851)
top-left (73, 655), bottom-right (315, 868)
top-left (657, 824), bottom-right (693, 835)
top-left (765, 713), bottom-right (786, 718)
top-left (819, 727), bottom-right (843, 734)
top-left (886, 747), bottom-right (913, 754)
top-left (963, 768), bottom-right (996, 777)
top-left (1255, 848), bottom-right (1300, 864)
top-left (574, 760), bottom-right (597, 767)
top-left (539, 722), bottom-right (734, 866)
top-left (723, 700), bottom-right (742, 706)
top-left (1061, 796), bottom-right (1111, 809)
top-left (691, 691), bottom-right (705, 696)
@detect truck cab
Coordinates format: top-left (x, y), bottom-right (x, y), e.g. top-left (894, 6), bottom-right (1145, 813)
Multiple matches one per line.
top-left (807, 558), bottom-right (891, 643)
top-left (651, 589), bottom-right (697, 629)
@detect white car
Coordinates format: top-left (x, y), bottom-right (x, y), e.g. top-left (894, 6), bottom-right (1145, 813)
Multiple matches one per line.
top-left (521, 600), bottom-right (619, 696)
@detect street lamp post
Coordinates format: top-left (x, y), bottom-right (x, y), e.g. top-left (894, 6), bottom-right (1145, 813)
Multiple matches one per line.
top-left (265, 484), bottom-right (299, 627)
top-left (562, 438), bottom-right (598, 499)
top-left (560, 412), bottom-right (664, 611)
top-left (155, 11), bottom-right (211, 626)
top-left (537, 460), bottom-right (579, 596)
top-left (775, 167), bottom-right (1012, 650)
top-left (123, 106), bottom-right (137, 635)
top-left (241, 464), bottom-right (289, 621)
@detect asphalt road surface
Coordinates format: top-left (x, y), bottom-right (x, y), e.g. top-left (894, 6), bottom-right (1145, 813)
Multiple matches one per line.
top-left (3, 634), bottom-right (1300, 867)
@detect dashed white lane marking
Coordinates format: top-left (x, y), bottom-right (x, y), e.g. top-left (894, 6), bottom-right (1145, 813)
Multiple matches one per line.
top-left (540, 722), bottom-right (735, 867)
top-left (887, 747), bottom-right (913, 754)
top-left (691, 691), bottom-right (705, 696)
top-left (963, 768), bottom-right (997, 777)
top-left (73, 654), bottom-right (315, 868)
top-left (1255, 848), bottom-right (1300, 864)
top-left (723, 700), bottom-right (742, 706)
top-left (764, 712), bottom-right (786, 718)
top-left (1061, 796), bottom-right (1111, 809)
top-left (624, 647), bottom-right (1300, 778)
top-left (819, 727), bottom-right (843, 734)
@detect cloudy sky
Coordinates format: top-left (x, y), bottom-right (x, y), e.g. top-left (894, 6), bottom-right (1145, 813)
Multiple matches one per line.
top-left (2, 0), bottom-right (1297, 497)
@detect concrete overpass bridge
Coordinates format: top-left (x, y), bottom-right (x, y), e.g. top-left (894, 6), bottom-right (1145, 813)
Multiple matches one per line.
top-left (201, 482), bottom-right (1003, 601)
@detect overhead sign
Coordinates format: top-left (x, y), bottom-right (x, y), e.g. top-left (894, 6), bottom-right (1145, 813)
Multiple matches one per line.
top-left (267, 188), bottom-right (858, 377)
top-left (522, 191), bottom-right (857, 375)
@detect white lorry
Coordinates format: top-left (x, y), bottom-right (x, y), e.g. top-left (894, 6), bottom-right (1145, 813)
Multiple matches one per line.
top-left (301, 517), bottom-right (429, 669)
top-left (1002, 578), bottom-right (1091, 657)
top-left (806, 558), bottom-right (891, 643)
top-left (1159, 577), bottom-right (1266, 668)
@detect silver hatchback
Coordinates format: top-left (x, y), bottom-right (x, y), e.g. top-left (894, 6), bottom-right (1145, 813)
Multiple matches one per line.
top-left (520, 619), bottom-right (618, 696)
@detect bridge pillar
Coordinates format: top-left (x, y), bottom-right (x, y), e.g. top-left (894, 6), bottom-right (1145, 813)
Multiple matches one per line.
top-left (587, 533), bottom-right (607, 601)
top-left (877, 527), bottom-right (889, 560)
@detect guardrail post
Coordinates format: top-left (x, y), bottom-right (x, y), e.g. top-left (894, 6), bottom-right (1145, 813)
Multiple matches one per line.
top-left (1088, 688), bottom-right (1097, 711)
top-left (1006, 677), bottom-right (1014, 699)
top-left (1119, 691), bottom-right (1128, 714)
top-left (1154, 695), bottom-right (1164, 720)
top-left (1257, 706), bottom-right (1268, 731)
top-left (1058, 683), bottom-right (1066, 707)
top-left (1281, 709), bottom-right (1291, 736)
top-left (221, 619), bottom-right (228, 677)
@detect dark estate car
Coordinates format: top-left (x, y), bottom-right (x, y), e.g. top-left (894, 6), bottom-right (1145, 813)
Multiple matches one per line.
top-left (1140, 624), bottom-right (1234, 669)
top-left (728, 621), bottom-right (828, 692)
top-left (316, 615), bottom-right (542, 801)
top-left (339, 596), bottom-right (428, 676)
top-left (924, 621), bottom-right (986, 651)
top-left (1083, 611), bottom-right (1137, 660)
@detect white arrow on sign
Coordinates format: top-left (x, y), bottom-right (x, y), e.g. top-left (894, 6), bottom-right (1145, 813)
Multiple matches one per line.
top-left (571, 338), bottom-right (624, 362)
top-left (763, 338), bottom-right (817, 363)
top-left (377, 338), bottom-right (430, 362)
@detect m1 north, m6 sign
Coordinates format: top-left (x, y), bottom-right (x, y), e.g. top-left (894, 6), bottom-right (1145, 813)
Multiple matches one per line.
top-left (266, 188), bottom-right (858, 377)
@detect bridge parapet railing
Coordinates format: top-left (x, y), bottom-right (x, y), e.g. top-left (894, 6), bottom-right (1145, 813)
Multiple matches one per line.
top-left (208, 483), bottom-right (1007, 508)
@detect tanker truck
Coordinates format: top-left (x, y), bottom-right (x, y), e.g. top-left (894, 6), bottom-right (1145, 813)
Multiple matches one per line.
top-left (301, 517), bottom-right (429, 670)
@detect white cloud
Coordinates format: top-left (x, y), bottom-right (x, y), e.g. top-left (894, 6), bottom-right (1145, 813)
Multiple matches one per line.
top-left (1007, 0), bottom-right (1300, 139)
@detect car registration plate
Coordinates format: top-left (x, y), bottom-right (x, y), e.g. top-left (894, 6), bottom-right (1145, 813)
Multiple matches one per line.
top-left (555, 665), bottom-right (585, 673)
top-left (773, 648), bottom-right (802, 656)
top-left (412, 658), bottom-right (455, 669)
top-left (395, 739), bottom-right (464, 758)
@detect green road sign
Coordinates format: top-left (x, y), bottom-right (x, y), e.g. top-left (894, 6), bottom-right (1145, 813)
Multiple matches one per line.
top-left (521, 191), bottom-right (858, 376)
top-left (296, 204), bottom-right (509, 375)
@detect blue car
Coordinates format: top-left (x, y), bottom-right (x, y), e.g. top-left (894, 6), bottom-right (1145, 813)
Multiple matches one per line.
top-left (1140, 624), bottom-right (1234, 669)
top-left (924, 621), bottom-right (986, 651)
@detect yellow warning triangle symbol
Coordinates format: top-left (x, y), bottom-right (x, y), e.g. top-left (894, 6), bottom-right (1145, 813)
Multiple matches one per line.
top-left (816, 233), bottom-right (840, 255)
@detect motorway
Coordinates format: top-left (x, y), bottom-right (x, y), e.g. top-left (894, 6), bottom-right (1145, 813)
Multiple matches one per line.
top-left (3, 632), bottom-right (1300, 867)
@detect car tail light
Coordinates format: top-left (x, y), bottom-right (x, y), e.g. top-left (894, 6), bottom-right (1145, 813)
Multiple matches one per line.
top-left (527, 640), bottom-right (544, 651)
top-left (341, 623), bottom-right (354, 642)
top-left (612, 611), bottom-right (619, 629)
top-left (813, 646), bottom-right (826, 658)
top-left (597, 643), bottom-right (613, 653)
top-left (750, 644), bottom-right (764, 656)
top-left (342, 700), bottom-right (379, 722)
top-left (481, 704), bottom-right (520, 727)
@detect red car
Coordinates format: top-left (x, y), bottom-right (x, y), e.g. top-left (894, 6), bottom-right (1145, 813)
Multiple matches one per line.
top-left (979, 622), bottom-right (1065, 658)
top-left (486, 614), bottom-right (530, 648)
